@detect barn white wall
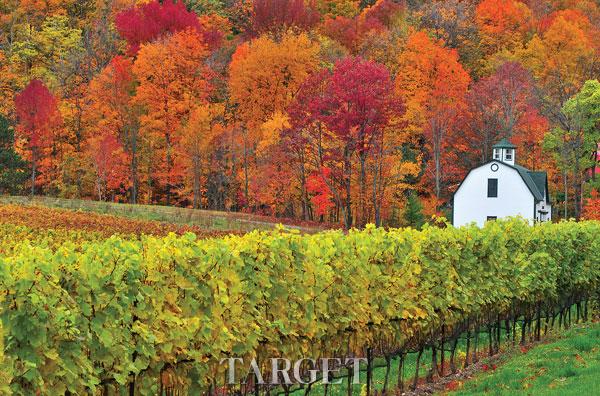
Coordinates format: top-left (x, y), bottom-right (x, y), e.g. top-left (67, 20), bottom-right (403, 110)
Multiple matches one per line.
top-left (453, 162), bottom-right (535, 227)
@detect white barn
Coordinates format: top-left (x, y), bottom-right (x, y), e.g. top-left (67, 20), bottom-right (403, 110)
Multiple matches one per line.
top-left (453, 139), bottom-right (551, 227)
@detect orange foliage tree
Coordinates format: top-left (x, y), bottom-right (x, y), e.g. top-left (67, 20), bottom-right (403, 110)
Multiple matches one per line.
top-left (177, 103), bottom-right (223, 209)
top-left (86, 56), bottom-right (141, 202)
top-left (395, 31), bottom-right (471, 201)
top-left (523, 11), bottom-right (597, 124)
top-left (522, 10), bottom-right (598, 217)
top-left (133, 28), bottom-right (212, 205)
top-left (476, 0), bottom-right (533, 62)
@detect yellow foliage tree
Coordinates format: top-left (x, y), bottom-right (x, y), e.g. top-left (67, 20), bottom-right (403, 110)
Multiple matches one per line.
top-left (228, 31), bottom-right (320, 205)
top-left (229, 32), bottom-right (320, 128)
top-left (316, 0), bottom-right (359, 18)
top-left (177, 103), bottom-right (224, 209)
top-left (522, 15), bottom-right (597, 112)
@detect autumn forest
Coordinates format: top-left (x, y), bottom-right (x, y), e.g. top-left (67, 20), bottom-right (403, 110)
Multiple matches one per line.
top-left (1, 0), bottom-right (599, 228)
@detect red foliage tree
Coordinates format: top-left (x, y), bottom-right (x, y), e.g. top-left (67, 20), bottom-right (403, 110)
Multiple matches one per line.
top-left (88, 131), bottom-right (130, 201)
top-left (284, 69), bottom-right (332, 220)
top-left (513, 108), bottom-right (548, 170)
top-left (14, 79), bottom-right (61, 195)
top-left (306, 167), bottom-right (335, 217)
top-left (312, 57), bottom-right (401, 228)
top-left (319, 58), bottom-right (395, 151)
top-left (115, 0), bottom-right (221, 54)
top-left (466, 62), bottom-right (543, 164)
top-left (363, 0), bottom-right (405, 27)
top-left (582, 189), bottom-right (600, 220)
top-left (321, 15), bottom-right (385, 53)
top-left (321, 0), bottom-right (404, 53)
top-left (251, 0), bottom-right (320, 36)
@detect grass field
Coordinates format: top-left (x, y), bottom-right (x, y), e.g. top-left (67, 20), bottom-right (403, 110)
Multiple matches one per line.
top-left (282, 319), bottom-right (600, 396)
top-left (0, 195), bottom-right (333, 233)
top-left (450, 321), bottom-right (600, 395)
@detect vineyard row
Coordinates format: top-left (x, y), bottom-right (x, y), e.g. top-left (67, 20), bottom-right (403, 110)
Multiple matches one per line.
top-left (0, 219), bottom-right (598, 394)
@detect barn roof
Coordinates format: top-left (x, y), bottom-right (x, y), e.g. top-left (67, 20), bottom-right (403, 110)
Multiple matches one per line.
top-left (529, 171), bottom-right (551, 204)
top-left (453, 160), bottom-right (550, 203)
top-left (512, 164), bottom-right (547, 203)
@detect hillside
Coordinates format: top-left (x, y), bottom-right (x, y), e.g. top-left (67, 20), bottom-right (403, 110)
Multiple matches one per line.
top-left (0, 195), bottom-right (333, 234)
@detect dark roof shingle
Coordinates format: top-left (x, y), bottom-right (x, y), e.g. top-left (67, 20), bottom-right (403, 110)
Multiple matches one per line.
top-left (512, 164), bottom-right (549, 203)
top-left (493, 138), bottom-right (517, 149)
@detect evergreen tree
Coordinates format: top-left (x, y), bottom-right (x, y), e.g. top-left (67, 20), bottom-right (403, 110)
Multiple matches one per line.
top-left (0, 116), bottom-right (28, 194)
top-left (403, 191), bottom-right (426, 229)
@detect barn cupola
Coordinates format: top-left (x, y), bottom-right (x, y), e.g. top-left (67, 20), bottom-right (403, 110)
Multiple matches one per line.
top-left (492, 138), bottom-right (517, 166)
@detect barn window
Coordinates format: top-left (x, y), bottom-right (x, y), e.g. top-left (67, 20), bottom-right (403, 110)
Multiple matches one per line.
top-left (487, 178), bottom-right (498, 197)
top-left (505, 149), bottom-right (513, 161)
top-left (493, 149), bottom-right (501, 160)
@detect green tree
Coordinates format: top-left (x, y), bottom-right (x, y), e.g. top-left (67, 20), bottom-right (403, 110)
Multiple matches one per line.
top-left (563, 80), bottom-right (600, 180)
top-left (10, 15), bottom-right (83, 83)
top-left (0, 116), bottom-right (28, 194)
top-left (545, 80), bottom-right (600, 218)
top-left (403, 191), bottom-right (426, 229)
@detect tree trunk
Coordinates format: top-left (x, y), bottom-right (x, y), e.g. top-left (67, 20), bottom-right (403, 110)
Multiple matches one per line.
top-left (299, 154), bottom-right (310, 221)
top-left (563, 171), bottom-right (568, 219)
top-left (473, 324), bottom-right (479, 363)
top-left (243, 130), bottom-right (249, 208)
top-left (464, 325), bottom-right (470, 368)
top-left (193, 154), bottom-right (201, 209)
top-left (366, 347), bottom-right (372, 396)
top-left (343, 146), bottom-right (353, 230)
top-left (358, 151), bottom-right (367, 228)
top-left (372, 137), bottom-right (383, 227)
top-left (372, 170), bottom-right (380, 227)
top-left (574, 155), bottom-right (581, 219)
top-left (31, 158), bottom-right (36, 196)
top-left (433, 123), bottom-right (444, 201)
top-left (382, 354), bottom-right (391, 395)
top-left (426, 344), bottom-right (437, 383)
top-left (440, 326), bottom-right (445, 377)
top-left (450, 337), bottom-right (459, 374)
top-left (130, 129), bottom-right (138, 204)
top-left (165, 128), bottom-right (172, 206)
top-left (488, 323), bottom-right (494, 355)
top-left (520, 316), bottom-right (527, 345)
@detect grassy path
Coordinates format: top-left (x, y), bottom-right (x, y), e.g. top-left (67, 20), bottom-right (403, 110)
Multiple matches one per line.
top-left (450, 321), bottom-right (600, 395)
